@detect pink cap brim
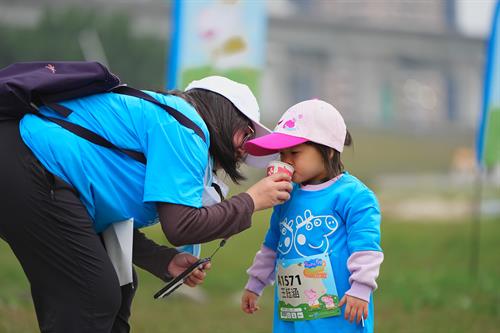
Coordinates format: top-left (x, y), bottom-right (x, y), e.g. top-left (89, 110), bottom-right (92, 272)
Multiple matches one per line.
top-left (244, 133), bottom-right (308, 156)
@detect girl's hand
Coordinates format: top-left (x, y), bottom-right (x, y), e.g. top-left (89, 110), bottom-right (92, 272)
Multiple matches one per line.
top-left (246, 173), bottom-right (292, 211)
top-left (241, 289), bottom-right (260, 314)
top-left (339, 294), bottom-right (368, 324)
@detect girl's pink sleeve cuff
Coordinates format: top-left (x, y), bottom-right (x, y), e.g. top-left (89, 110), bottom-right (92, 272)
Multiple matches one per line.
top-left (345, 250), bottom-right (384, 302)
top-left (345, 281), bottom-right (373, 302)
top-left (245, 276), bottom-right (268, 296)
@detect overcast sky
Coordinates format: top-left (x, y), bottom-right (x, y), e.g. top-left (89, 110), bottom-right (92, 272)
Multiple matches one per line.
top-left (456, 0), bottom-right (497, 37)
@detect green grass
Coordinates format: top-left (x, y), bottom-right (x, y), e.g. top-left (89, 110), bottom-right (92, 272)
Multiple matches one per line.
top-left (0, 128), bottom-right (493, 332)
top-left (340, 127), bottom-right (474, 181)
top-left (1, 213), bottom-right (499, 333)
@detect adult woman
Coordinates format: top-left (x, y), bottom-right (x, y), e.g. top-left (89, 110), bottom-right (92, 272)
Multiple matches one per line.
top-left (0, 76), bottom-right (292, 332)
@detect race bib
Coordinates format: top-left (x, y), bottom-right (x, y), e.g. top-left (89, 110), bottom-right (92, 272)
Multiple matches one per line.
top-left (276, 252), bottom-right (340, 321)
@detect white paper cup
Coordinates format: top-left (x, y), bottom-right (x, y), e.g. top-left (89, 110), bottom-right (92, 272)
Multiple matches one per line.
top-left (266, 161), bottom-right (294, 177)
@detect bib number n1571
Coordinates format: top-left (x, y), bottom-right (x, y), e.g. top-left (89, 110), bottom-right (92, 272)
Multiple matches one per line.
top-left (276, 253), bottom-right (340, 321)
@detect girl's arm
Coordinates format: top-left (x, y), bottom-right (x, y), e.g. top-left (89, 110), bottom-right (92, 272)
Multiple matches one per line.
top-left (345, 251), bottom-right (384, 301)
top-left (244, 206), bottom-right (282, 296)
top-left (344, 186), bottom-right (384, 302)
top-left (245, 245), bottom-right (277, 296)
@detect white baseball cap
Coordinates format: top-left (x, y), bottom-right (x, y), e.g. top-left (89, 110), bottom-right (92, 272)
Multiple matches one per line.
top-left (244, 99), bottom-right (347, 155)
top-left (185, 76), bottom-right (277, 167)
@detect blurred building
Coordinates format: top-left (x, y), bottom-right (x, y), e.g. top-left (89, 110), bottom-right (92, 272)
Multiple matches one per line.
top-left (0, 0), bottom-right (487, 132)
top-left (263, 0), bottom-right (485, 132)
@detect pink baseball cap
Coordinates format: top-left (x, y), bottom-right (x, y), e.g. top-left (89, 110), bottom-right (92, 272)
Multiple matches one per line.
top-left (244, 99), bottom-right (347, 156)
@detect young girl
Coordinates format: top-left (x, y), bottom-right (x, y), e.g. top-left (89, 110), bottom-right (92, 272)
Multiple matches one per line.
top-left (240, 99), bottom-right (383, 333)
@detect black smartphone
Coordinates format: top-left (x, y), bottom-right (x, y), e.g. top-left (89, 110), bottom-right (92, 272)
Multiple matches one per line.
top-left (153, 257), bottom-right (211, 299)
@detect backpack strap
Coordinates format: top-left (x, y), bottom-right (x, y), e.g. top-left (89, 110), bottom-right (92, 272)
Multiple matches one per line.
top-left (37, 113), bottom-right (147, 164)
top-left (43, 101), bottom-right (73, 117)
top-left (111, 86), bottom-right (207, 143)
top-left (37, 87), bottom-right (207, 164)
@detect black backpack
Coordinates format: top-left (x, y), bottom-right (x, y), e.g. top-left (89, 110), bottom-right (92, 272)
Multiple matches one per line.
top-left (0, 61), bottom-right (206, 164)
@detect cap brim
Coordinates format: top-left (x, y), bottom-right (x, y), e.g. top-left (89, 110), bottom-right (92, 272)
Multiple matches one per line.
top-left (243, 153), bottom-right (279, 168)
top-left (241, 120), bottom-right (277, 168)
top-left (250, 119), bottom-right (272, 139)
top-left (244, 133), bottom-right (308, 156)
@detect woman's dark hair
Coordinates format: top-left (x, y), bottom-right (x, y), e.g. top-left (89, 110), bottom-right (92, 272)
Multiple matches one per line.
top-left (305, 131), bottom-right (353, 179)
top-left (156, 88), bottom-right (251, 183)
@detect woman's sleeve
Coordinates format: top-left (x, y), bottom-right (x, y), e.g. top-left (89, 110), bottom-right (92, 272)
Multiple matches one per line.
top-left (157, 193), bottom-right (255, 246)
top-left (132, 229), bottom-right (179, 281)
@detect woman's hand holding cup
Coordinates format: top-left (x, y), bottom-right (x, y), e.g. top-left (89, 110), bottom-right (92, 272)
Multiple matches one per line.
top-left (246, 161), bottom-right (294, 211)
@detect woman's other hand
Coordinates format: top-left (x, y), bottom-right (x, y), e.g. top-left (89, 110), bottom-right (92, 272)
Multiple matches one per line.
top-left (167, 253), bottom-right (211, 287)
top-left (246, 173), bottom-right (292, 211)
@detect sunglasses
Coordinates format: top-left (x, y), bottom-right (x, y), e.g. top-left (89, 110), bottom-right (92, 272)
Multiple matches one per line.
top-left (235, 125), bottom-right (255, 159)
top-left (241, 125), bottom-right (255, 147)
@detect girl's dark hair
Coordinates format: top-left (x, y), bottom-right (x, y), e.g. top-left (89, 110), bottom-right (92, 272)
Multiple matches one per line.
top-left (305, 131), bottom-right (353, 179)
top-left (156, 88), bottom-right (251, 183)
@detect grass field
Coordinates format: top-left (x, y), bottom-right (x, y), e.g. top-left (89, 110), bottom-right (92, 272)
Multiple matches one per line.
top-left (1, 128), bottom-right (497, 332)
top-left (1, 212), bottom-right (499, 333)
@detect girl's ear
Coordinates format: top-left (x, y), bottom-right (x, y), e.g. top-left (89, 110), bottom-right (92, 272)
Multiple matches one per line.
top-left (328, 149), bottom-right (335, 160)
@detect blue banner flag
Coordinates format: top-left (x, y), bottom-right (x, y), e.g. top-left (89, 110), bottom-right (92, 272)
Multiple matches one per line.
top-left (477, 1), bottom-right (500, 167)
top-left (167, 0), bottom-right (267, 95)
